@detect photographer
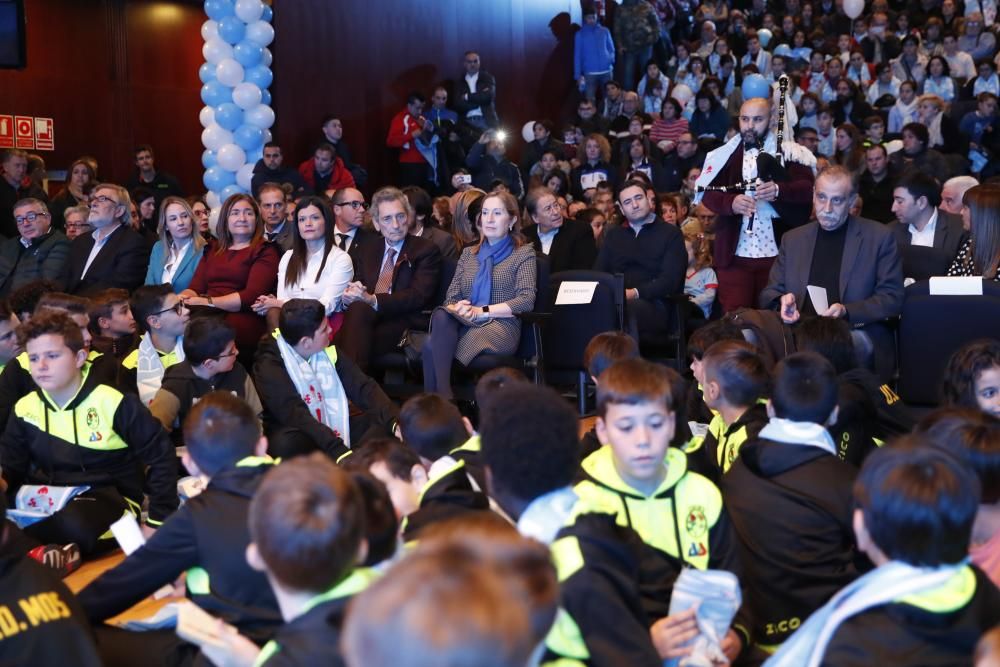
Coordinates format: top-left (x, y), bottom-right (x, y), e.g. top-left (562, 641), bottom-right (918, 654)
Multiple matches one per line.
top-left (465, 130), bottom-right (524, 198)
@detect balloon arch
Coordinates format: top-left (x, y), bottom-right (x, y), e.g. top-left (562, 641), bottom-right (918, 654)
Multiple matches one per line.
top-left (198, 0), bottom-right (275, 230)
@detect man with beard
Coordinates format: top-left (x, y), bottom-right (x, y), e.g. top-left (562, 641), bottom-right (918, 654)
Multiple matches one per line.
top-left (699, 96), bottom-right (816, 312)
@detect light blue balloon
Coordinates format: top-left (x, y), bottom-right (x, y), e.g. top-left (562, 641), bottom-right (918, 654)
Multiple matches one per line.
top-left (204, 166), bottom-right (235, 191)
top-left (233, 40), bottom-right (263, 67)
top-left (234, 124), bottom-right (264, 151)
top-left (260, 89), bottom-right (271, 105)
top-left (221, 183), bottom-right (243, 200)
top-left (217, 15), bottom-right (246, 44)
top-left (199, 62), bottom-right (216, 84)
top-left (741, 73), bottom-right (771, 101)
top-left (214, 102), bottom-right (244, 131)
top-left (261, 4), bottom-right (272, 21)
top-left (202, 149), bottom-right (218, 169)
top-left (245, 65), bottom-right (273, 89)
top-left (204, 0), bottom-right (234, 21)
top-left (201, 80), bottom-right (232, 107)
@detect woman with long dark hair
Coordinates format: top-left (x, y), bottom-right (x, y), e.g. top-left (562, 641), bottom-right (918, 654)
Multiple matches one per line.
top-left (949, 184), bottom-right (1000, 280)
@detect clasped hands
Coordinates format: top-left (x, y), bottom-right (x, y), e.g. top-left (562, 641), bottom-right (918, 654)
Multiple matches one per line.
top-left (447, 299), bottom-right (487, 322)
top-left (342, 281), bottom-right (376, 308)
top-left (251, 294), bottom-right (281, 316)
top-left (731, 181), bottom-right (779, 217)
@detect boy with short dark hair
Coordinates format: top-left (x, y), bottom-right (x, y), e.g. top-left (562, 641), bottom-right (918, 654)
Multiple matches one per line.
top-left (253, 298), bottom-right (398, 460)
top-left (689, 340), bottom-right (769, 481)
top-left (770, 440), bottom-right (1000, 665)
top-left (148, 317), bottom-right (261, 440)
top-left (0, 299), bottom-right (21, 373)
top-left (722, 352), bottom-right (864, 653)
top-left (1, 313), bottom-right (177, 556)
top-left (7, 278), bottom-right (60, 322)
top-left (685, 319), bottom-right (745, 425)
top-left (78, 391), bottom-right (282, 657)
top-left (579, 331), bottom-right (640, 456)
top-left (119, 284), bottom-right (189, 403)
top-left (88, 288), bottom-right (138, 360)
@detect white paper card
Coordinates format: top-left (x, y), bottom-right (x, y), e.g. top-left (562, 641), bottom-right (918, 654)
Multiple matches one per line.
top-left (555, 281), bottom-right (599, 305)
top-left (806, 284), bottom-right (829, 314)
top-left (110, 513), bottom-right (146, 556)
top-left (929, 277), bottom-right (984, 296)
top-left (580, 172), bottom-right (604, 190)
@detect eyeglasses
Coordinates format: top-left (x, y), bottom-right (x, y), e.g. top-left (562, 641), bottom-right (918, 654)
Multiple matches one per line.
top-left (336, 200), bottom-right (367, 210)
top-left (90, 195), bottom-right (120, 206)
top-left (66, 222), bottom-right (94, 230)
top-left (213, 348), bottom-right (238, 360)
top-left (14, 212), bottom-right (49, 224)
top-left (153, 301), bottom-right (186, 317)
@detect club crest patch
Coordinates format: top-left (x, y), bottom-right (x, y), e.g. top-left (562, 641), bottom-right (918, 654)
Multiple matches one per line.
top-left (86, 408), bottom-right (100, 430)
top-left (685, 505), bottom-right (708, 538)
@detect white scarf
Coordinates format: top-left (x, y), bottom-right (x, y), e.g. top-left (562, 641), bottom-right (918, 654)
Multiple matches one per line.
top-left (765, 561), bottom-right (969, 667)
top-left (137, 333), bottom-right (184, 405)
top-left (926, 111), bottom-right (945, 148)
top-left (274, 333), bottom-right (351, 447)
top-left (758, 417), bottom-right (837, 456)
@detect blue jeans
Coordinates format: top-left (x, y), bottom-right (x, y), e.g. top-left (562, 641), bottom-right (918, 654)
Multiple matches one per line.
top-left (583, 71), bottom-right (612, 101)
top-left (621, 45), bottom-right (653, 91)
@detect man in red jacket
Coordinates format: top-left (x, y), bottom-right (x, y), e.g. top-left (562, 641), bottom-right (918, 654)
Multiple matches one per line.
top-left (297, 143), bottom-right (355, 197)
top-left (386, 92), bottom-right (435, 192)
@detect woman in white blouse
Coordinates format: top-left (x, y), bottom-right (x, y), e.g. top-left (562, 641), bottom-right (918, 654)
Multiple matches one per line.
top-left (252, 195), bottom-right (353, 331)
top-left (144, 196), bottom-right (206, 293)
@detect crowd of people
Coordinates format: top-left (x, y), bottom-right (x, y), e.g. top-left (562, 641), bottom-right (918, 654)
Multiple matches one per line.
top-left (0, 0), bottom-right (999, 663)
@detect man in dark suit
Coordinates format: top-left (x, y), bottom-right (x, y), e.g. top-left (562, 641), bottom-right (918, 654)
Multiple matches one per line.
top-left (62, 183), bottom-right (150, 297)
top-left (523, 187), bottom-right (597, 274)
top-left (760, 166), bottom-right (905, 380)
top-left (335, 187), bottom-right (442, 373)
top-left (888, 171), bottom-right (969, 283)
top-left (331, 187), bottom-right (379, 268)
top-left (257, 182), bottom-right (293, 252)
top-left (455, 51), bottom-right (499, 148)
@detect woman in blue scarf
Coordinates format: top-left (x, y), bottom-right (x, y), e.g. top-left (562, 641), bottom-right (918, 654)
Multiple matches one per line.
top-left (423, 190), bottom-right (538, 398)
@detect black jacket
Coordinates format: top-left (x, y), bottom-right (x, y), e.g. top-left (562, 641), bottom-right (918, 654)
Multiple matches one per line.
top-left (400, 460), bottom-right (491, 542)
top-left (253, 336), bottom-right (399, 460)
top-left (0, 230), bottom-right (71, 296)
top-left (78, 461), bottom-right (283, 644)
top-left (149, 360), bottom-right (260, 441)
top-left (524, 219), bottom-right (598, 275)
top-left (62, 224), bottom-right (151, 296)
top-left (722, 438), bottom-right (865, 646)
top-left (250, 160), bottom-right (309, 198)
top-left (858, 169), bottom-right (898, 224)
top-left (887, 211), bottom-right (969, 282)
top-left (594, 217), bottom-right (687, 303)
top-left (454, 69), bottom-right (499, 128)
top-left (465, 143), bottom-right (523, 196)
top-left (0, 546), bottom-right (102, 666)
top-left (0, 178), bottom-right (47, 239)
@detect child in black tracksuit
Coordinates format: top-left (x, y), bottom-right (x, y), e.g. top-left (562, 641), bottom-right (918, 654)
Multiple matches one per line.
top-left (77, 391), bottom-right (282, 661)
top-left (0, 313), bottom-right (177, 557)
top-left (722, 353), bottom-right (867, 653)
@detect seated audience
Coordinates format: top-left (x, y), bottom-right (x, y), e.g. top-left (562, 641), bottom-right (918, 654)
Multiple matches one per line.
top-left (859, 143), bottom-right (898, 224)
top-left (683, 225), bottom-right (717, 319)
top-left (0, 300), bottom-right (20, 373)
top-left (257, 182), bottom-right (293, 252)
top-left (889, 122), bottom-right (951, 178)
top-left (87, 288), bottom-right (138, 360)
top-left (579, 331), bottom-right (640, 457)
top-left (253, 299), bottom-right (398, 459)
top-left (523, 187), bottom-right (597, 273)
top-left (119, 284), bottom-right (189, 403)
top-left (331, 187), bottom-right (378, 262)
top-left (0, 197), bottom-right (70, 296)
top-left (722, 352), bottom-right (865, 651)
top-left (78, 392), bottom-right (282, 663)
top-left (888, 171), bottom-right (968, 282)
top-left (942, 339), bottom-right (1000, 419)
top-left (466, 130), bottom-right (524, 197)
top-left (297, 142), bottom-right (355, 196)
top-left (63, 204), bottom-right (94, 241)
top-left (423, 190), bottom-right (536, 399)
top-left (1, 312), bottom-right (177, 556)
top-left (250, 142), bottom-right (308, 198)
top-left (402, 186), bottom-right (460, 260)
top-left (948, 184), bottom-right (1000, 280)
top-left (48, 158), bottom-right (96, 231)
top-left (1, 149), bottom-right (47, 239)
top-left (569, 133), bottom-right (614, 200)
top-left (143, 195), bottom-right (206, 293)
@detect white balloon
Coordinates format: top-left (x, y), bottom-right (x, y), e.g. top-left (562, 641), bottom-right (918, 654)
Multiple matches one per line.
top-left (207, 207), bottom-right (221, 236)
top-left (232, 82), bottom-right (263, 110)
top-left (201, 20), bottom-right (219, 41)
top-left (843, 0), bottom-right (865, 18)
top-left (244, 104), bottom-right (275, 129)
top-left (199, 106), bottom-right (216, 129)
top-left (206, 190), bottom-right (221, 209)
top-left (671, 83), bottom-right (694, 105)
top-left (216, 58), bottom-right (245, 87)
top-left (202, 124), bottom-right (234, 152)
top-left (234, 0), bottom-right (264, 23)
top-left (236, 162), bottom-right (256, 190)
top-left (262, 128), bottom-right (273, 143)
top-left (217, 143), bottom-right (247, 171)
top-left (261, 47), bottom-right (272, 67)
top-left (245, 21), bottom-right (275, 47)
top-left (203, 38), bottom-right (233, 65)
top-left (521, 120), bottom-right (536, 143)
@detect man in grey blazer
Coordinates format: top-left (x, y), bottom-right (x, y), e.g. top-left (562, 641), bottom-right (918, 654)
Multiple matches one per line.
top-left (888, 171), bottom-right (969, 283)
top-left (760, 165), bottom-right (905, 380)
top-left (258, 183), bottom-right (294, 252)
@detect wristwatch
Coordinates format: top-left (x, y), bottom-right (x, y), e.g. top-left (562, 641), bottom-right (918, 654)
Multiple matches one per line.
top-left (205, 295), bottom-right (214, 307)
top-left (482, 305), bottom-right (490, 314)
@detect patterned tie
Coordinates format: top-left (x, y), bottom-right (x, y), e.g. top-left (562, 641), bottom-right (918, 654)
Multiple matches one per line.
top-left (374, 247), bottom-right (397, 294)
top-left (337, 233), bottom-right (348, 250)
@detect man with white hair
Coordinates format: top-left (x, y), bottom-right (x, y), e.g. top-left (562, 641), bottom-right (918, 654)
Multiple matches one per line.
top-left (696, 20), bottom-right (718, 57)
top-left (940, 175), bottom-right (979, 215)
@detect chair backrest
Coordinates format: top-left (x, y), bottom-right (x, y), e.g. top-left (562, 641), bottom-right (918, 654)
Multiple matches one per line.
top-left (431, 256), bottom-right (459, 308)
top-left (543, 270), bottom-right (626, 372)
top-left (514, 254), bottom-right (551, 359)
top-left (898, 279), bottom-right (1000, 405)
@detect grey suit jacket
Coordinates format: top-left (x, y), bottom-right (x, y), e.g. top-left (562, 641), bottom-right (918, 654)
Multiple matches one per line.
top-left (420, 225), bottom-right (459, 260)
top-left (760, 216), bottom-right (905, 326)
top-left (887, 210), bottom-right (968, 282)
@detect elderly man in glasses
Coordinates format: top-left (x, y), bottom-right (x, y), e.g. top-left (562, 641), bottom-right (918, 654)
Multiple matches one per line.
top-left (0, 198), bottom-right (71, 296)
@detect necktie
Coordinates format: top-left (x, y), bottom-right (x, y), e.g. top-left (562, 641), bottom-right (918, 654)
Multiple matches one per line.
top-left (374, 248), bottom-right (397, 294)
top-left (337, 233), bottom-right (348, 250)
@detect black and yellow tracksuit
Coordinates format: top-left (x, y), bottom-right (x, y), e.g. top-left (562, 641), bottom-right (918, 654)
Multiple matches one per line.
top-left (78, 458), bottom-right (283, 645)
top-left (448, 434), bottom-right (487, 491)
top-left (254, 568), bottom-right (377, 667)
top-left (148, 360), bottom-right (261, 441)
top-left (822, 564), bottom-right (1000, 666)
top-left (400, 458), bottom-right (491, 542)
top-left (0, 546), bottom-right (102, 666)
top-left (573, 446), bottom-right (752, 645)
top-left (721, 438), bottom-right (866, 651)
top-left (116, 343), bottom-right (184, 397)
top-left (685, 402), bottom-right (768, 483)
top-left (0, 365), bottom-right (178, 555)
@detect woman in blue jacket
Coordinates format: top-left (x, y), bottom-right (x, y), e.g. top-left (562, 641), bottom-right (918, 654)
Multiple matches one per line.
top-left (144, 196), bottom-right (206, 293)
top-left (689, 89), bottom-right (732, 142)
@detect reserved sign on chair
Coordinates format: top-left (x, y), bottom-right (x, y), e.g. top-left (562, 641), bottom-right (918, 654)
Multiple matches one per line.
top-left (555, 281), bottom-right (599, 305)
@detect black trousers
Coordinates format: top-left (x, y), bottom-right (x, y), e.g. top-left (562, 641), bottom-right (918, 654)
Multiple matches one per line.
top-left (24, 486), bottom-right (131, 557)
top-left (334, 301), bottom-right (409, 374)
top-left (266, 414), bottom-right (388, 460)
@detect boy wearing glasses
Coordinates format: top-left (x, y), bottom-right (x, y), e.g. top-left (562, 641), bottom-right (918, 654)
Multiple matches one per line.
top-left (148, 317), bottom-right (262, 443)
top-left (0, 198), bottom-right (70, 297)
top-left (118, 285), bottom-right (189, 403)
